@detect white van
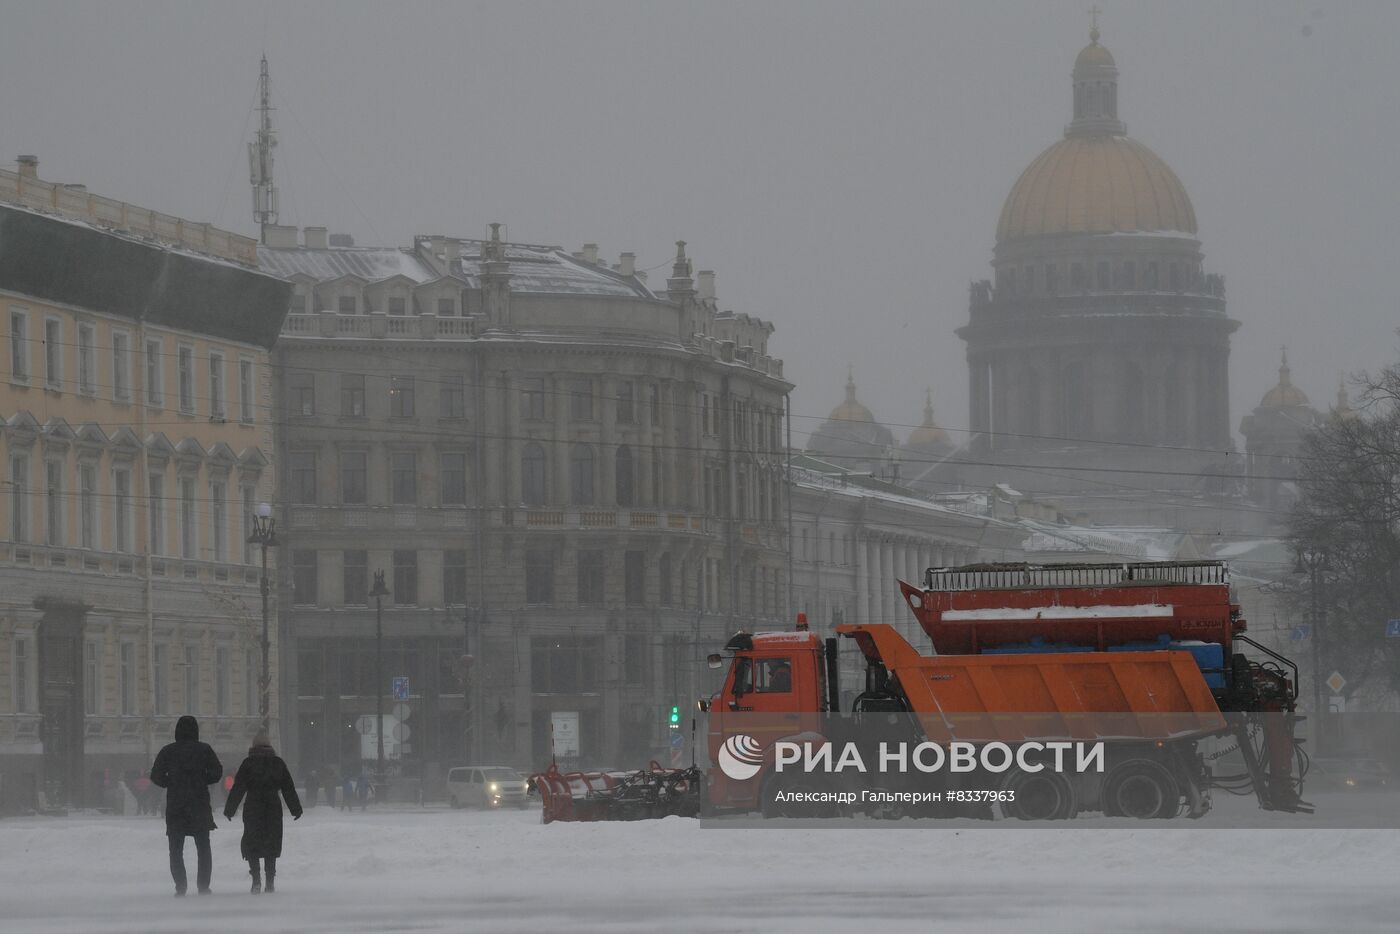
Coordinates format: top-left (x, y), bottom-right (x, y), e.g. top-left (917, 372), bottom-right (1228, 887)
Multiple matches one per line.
top-left (445, 766), bottom-right (530, 809)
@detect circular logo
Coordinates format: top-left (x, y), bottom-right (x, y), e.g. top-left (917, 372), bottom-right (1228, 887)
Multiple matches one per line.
top-left (718, 734), bottom-right (765, 781)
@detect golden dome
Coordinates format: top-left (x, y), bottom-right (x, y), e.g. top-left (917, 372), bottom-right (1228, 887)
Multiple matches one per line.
top-left (1260, 350), bottom-right (1309, 409)
top-left (1075, 38), bottom-right (1116, 70)
top-left (906, 389), bottom-right (951, 448)
top-left (829, 367), bottom-right (875, 423)
top-left (996, 135), bottom-right (1197, 242)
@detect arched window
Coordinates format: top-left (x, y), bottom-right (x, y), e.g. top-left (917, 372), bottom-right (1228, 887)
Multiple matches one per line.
top-left (614, 445), bottom-right (634, 507)
top-left (521, 443), bottom-right (547, 506)
top-left (569, 444), bottom-right (595, 506)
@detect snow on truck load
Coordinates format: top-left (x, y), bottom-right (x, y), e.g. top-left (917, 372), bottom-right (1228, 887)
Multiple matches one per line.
top-left (531, 561), bottom-right (1311, 823)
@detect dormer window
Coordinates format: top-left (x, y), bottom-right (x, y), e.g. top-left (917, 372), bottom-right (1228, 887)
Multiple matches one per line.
top-left (388, 296), bottom-right (407, 316)
top-left (338, 295), bottom-right (357, 314)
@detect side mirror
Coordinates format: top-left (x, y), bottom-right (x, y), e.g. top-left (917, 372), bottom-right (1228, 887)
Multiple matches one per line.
top-left (697, 699), bottom-right (710, 713)
top-left (706, 653), bottom-right (723, 670)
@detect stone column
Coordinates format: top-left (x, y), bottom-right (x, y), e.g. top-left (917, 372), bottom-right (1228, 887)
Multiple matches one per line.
top-left (855, 532), bottom-right (868, 628)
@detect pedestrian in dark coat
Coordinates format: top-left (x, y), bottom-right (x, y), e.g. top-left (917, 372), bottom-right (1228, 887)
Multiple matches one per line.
top-left (150, 715), bottom-right (222, 895)
top-left (223, 732), bottom-right (302, 893)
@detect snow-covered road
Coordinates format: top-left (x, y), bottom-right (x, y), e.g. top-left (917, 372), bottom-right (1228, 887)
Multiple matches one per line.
top-left (1, 800), bottom-right (1396, 933)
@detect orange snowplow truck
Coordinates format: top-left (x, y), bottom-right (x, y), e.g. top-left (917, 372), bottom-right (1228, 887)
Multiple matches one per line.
top-left (699, 561), bottom-right (1309, 820)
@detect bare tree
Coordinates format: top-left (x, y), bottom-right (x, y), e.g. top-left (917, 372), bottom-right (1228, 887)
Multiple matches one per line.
top-left (1289, 354), bottom-right (1400, 704)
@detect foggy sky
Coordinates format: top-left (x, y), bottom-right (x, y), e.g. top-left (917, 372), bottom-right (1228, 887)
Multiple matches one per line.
top-left (2, 0), bottom-right (1396, 469)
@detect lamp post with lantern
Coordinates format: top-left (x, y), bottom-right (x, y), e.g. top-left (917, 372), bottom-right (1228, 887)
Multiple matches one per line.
top-left (245, 502), bottom-right (278, 735)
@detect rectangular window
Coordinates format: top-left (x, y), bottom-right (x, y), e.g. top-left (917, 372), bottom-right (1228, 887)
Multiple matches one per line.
top-left (82, 642), bottom-right (100, 715)
top-left (183, 646), bottom-right (199, 715)
top-left (241, 485), bottom-right (255, 564)
top-left (154, 644), bottom-right (168, 715)
top-left (145, 338), bottom-right (162, 405)
top-left (569, 379), bottom-right (593, 421)
top-left (290, 292), bottom-right (307, 315)
top-left (239, 358), bottom-right (255, 423)
top-left (388, 296), bottom-right (407, 316)
top-left (113, 468), bottom-right (132, 552)
top-left (393, 550), bottom-right (418, 606)
top-left (289, 451), bottom-right (317, 504)
top-left (1097, 260), bottom-right (1111, 290)
top-left (9, 309), bottom-right (28, 382)
top-left (625, 550), bottom-right (646, 606)
top-left (14, 637), bottom-right (32, 712)
top-left (390, 451), bottom-right (417, 505)
top-left (288, 370), bottom-right (314, 417)
top-left (439, 373), bottom-right (465, 418)
top-left (443, 549), bottom-right (467, 606)
top-left (530, 635), bottom-right (601, 694)
top-left (10, 455), bottom-right (28, 542)
top-left (437, 297), bottom-right (455, 317)
top-left (292, 550), bottom-right (318, 605)
top-left (390, 376), bottom-right (415, 417)
top-left (616, 381), bottom-right (635, 423)
top-left (120, 642), bottom-right (137, 716)
top-left (338, 294), bottom-right (357, 314)
top-left (210, 480), bottom-right (227, 562)
top-left (525, 549), bottom-right (554, 605)
top-left (340, 373), bottom-right (365, 417)
top-left (112, 330), bottom-right (130, 401)
top-left (80, 463), bottom-right (97, 549)
top-left (440, 452), bottom-right (467, 505)
top-left (340, 451), bottom-right (368, 505)
top-left (45, 459), bottom-right (63, 546)
top-left (178, 345), bottom-right (194, 412)
top-left (216, 646), bottom-right (230, 716)
top-left (148, 471), bottom-right (165, 554)
top-left (577, 550), bottom-right (605, 606)
top-left (46, 318), bottom-right (63, 390)
top-left (522, 377), bottom-right (546, 420)
top-left (180, 476), bottom-right (196, 559)
top-left (78, 323), bottom-right (95, 394)
top-left (343, 549), bottom-right (368, 605)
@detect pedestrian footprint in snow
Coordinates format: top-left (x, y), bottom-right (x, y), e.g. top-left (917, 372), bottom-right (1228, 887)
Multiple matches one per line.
top-left (223, 731), bottom-right (303, 894)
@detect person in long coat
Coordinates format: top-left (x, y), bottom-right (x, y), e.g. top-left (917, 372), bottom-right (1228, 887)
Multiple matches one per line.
top-left (223, 732), bottom-right (302, 893)
top-left (150, 715), bottom-right (223, 895)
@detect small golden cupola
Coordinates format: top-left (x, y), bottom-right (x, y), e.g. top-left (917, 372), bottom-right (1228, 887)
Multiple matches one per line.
top-left (1259, 348), bottom-right (1311, 409)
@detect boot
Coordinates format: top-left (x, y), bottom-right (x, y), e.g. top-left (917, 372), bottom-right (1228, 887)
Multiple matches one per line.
top-left (264, 858), bottom-right (276, 894)
top-left (249, 861), bottom-right (262, 894)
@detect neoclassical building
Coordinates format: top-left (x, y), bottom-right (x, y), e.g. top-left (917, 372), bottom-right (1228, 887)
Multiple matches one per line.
top-left (0, 158), bottom-right (289, 808)
top-left (262, 226), bottom-right (789, 776)
top-left (1239, 351), bottom-right (1327, 510)
top-left (954, 27), bottom-right (1239, 511)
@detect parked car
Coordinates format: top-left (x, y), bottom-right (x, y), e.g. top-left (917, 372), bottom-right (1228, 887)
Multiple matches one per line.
top-left (1309, 756), bottom-right (1392, 791)
top-left (446, 766), bottom-right (530, 808)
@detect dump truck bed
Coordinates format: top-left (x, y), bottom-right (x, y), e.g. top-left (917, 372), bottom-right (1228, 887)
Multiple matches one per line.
top-left (837, 622), bottom-right (1226, 744)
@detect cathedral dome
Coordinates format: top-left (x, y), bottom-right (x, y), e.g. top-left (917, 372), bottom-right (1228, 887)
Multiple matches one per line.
top-left (997, 136), bottom-right (1196, 242)
top-left (905, 389), bottom-right (951, 449)
top-left (827, 370), bottom-right (876, 424)
top-left (996, 28), bottom-right (1197, 243)
top-left (1259, 350), bottom-right (1310, 409)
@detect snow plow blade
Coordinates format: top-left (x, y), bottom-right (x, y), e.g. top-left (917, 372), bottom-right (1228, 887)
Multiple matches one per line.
top-left (530, 761), bottom-right (702, 823)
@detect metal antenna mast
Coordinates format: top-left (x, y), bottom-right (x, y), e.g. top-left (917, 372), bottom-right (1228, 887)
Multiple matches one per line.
top-left (249, 54), bottom-right (279, 240)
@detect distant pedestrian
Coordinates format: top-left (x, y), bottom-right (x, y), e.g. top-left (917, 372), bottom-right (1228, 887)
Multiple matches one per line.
top-left (322, 766), bottom-right (338, 810)
top-left (305, 768), bottom-right (320, 809)
top-left (340, 775), bottom-right (354, 812)
top-left (224, 732), bottom-right (302, 894)
top-left (150, 716), bottom-right (222, 896)
top-left (356, 769), bottom-right (371, 811)
top-left (133, 772), bottom-right (153, 815)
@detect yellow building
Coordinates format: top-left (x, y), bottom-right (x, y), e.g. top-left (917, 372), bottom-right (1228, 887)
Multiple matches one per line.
top-left (0, 157), bottom-right (289, 809)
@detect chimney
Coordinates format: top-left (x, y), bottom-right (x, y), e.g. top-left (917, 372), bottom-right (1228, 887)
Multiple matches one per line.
top-left (582, 243), bottom-right (599, 265)
top-left (618, 252), bottom-right (636, 276)
top-left (444, 239), bottom-right (461, 263)
top-left (263, 224), bottom-right (299, 248)
top-left (16, 155), bottom-right (38, 179)
top-left (303, 226), bottom-right (328, 249)
top-left (697, 270), bottom-right (716, 301)
top-left (329, 233), bottom-right (355, 247)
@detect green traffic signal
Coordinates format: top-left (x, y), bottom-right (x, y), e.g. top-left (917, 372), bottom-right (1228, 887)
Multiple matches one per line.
top-left (669, 704), bottom-right (680, 725)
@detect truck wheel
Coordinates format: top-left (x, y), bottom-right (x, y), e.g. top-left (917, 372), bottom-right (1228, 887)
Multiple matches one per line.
top-left (1104, 760), bottom-right (1180, 819)
top-left (449, 795), bottom-right (460, 809)
top-left (999, 770), bottom-right (1076, 821)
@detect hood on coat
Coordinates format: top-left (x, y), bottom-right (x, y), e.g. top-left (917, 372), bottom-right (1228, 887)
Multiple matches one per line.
top-left (250, 730), bottom-right (275, 756)
top-left (175, 715), bottom-right (199, 742)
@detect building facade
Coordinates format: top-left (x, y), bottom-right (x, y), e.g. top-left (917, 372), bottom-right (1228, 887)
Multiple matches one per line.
top-left (262, 227), bottom-right (789, 779)
top-left (0, 158), bottom-right (289, 808)
top-left (953, 28), bottom-right (1240, 510)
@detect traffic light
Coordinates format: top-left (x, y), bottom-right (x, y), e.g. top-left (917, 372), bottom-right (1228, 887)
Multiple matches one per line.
top-left (669, 704), bottom-right (681, 726)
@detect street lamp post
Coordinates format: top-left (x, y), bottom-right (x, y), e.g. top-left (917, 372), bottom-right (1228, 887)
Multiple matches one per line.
top-left (1295, 547), bottom-right (1328, 750)
top-left (246, 503), bottom-right (278, 736)
top-left (369, 570), bottom-right (390, 790)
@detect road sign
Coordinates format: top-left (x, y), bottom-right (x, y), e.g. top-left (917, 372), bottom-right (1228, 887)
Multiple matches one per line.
top-left (1387, 619), bottom-right (1400, 638)
top-left (1291, 625), bottom-right (1312, 641)
top-left (391, 721), bottom-right (412, 742)
top-left (1329, 695), bottom-right (1347, 713)
top-left (392, 677), bottom-right (409, 701)
top-left (392, 703), bottom-right (411, 721)
top-left (1326, 671), bottom-right (1347, 694)
top-left (551, 711), bottom-right (580, 757)
top-left (669, 729), bottom-right (684, 749)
